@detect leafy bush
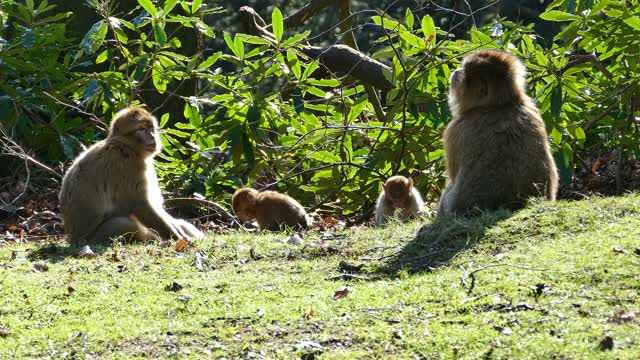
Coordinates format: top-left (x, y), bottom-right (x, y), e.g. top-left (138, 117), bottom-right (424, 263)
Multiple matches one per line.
top-left (1, 0), bottom-right (639, 220)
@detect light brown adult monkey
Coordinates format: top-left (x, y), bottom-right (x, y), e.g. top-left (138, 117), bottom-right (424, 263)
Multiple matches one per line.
top-left (439, 50), bottom-right (559, 214)
top-left (232, 188), bottom-right (312, 231)
top-left (59, 107), bottom-right (203, 245)
top-left (374, 175), bottom-right (425, 225)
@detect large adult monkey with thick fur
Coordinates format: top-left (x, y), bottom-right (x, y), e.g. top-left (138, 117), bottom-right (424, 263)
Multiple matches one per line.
top-left (439, 50), bottom-right (559, 214)
top-left (59, 107), bottom-right (203, 245)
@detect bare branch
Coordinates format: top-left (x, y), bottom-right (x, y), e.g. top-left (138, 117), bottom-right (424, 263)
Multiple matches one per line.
top-left (0, 128), bottom-right (62, 180)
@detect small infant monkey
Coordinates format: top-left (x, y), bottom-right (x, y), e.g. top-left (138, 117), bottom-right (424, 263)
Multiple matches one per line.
top-left (374, 175), bottom-right (425, 225)
top-left (232, 188), bottom-right (312, 231)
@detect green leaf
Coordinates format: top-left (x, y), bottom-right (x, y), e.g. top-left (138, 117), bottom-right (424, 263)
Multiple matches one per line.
top-left (79, 20), bottom-right (107, 56)
top-left (272, 7), bottom-right (284, 42)
top-left (164, 0), bottom-right (178, 14)
top-left (83, 79), bottom-right (99, 100)
top-left (347, 98), bottom-right (367, 123)
top-left (184, 99), bottom-right (202, 127)
top-left (224, 32), bottom-right (242, 59)
top-left (152, 60), bottom-right (168, 93)
top-left (163, 128), bottom-right (191, 138)
top-left (95, 49), bottom-right (109, 64)
top-left (59, 135), bottom-right (74, 160)
top-left (229, 127), bottom-right (243, 162)
top-left (154, 23), bottom-right (167, 47)
top-left (574, 126), bottom-right (585, 140)
top-left (191, 0), bottom-right (202, 14)
top-left (233, 36), bottom-right (244, 60)
top-left (550, 83), bottom-right (562, 117)
top-left (310, 151), bottom-right (341, 163)
top-left (371, 16), bottom-right (404, 31)
top-left (550, 127), bottom-right (562, 145)
top-left (242, 133), bottom-right (255, 167)
top-left (287, 50), bottom-right (301, 79)
top-left (539, 10), bottom-right (580, 22)
top-left (160, 113), bottom-right (170, 128)
top-left (247, 104), bottom-right (261, 132)
top-left (399, 31), bottom-right (425, 49)
top-left (138, 0), bottom-right (157, 17)
top-left (301, 61), bottom-right (319, 80)
top-left (405, 8), bottom-right (414, 28)
top-left (134, 57), bottom-right (148, 81)
top-left (623, 16), bottom-right (640, 31)
top-left (197, 52), bottom-right (221, 71)
top-left (293, 87), bottom-right (304, 114)
top-left (22, 28), bottom-right (35, 48)
top-left (421, 15), bottom-right (436, 42)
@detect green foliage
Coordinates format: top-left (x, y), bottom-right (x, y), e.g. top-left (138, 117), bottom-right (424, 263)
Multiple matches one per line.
top-left (1, 0), bottom-right (640, 219)
top-left (0, 0), bottom-right (75, 159)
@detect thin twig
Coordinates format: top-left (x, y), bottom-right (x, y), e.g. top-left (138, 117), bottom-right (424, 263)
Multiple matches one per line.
top-left (327, 273), bottom-right (380, 281)
top-left (41, 92), bottom-right (105, 131)
top-left (461, 263), bottom-right (547, 294)
top-left (0, 129), bottom-right (62, 180)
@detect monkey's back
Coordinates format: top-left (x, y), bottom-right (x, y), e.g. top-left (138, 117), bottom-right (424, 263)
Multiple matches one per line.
top-left (445, 102), bottom-right (558, 211)
top-left (255, 191), bottom-right (310, 230)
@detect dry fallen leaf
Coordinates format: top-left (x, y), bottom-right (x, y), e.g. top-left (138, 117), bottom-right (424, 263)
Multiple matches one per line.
top-left (333, 286), bottom-right (353, 300)
top-left (68, 286), bottom-right (76, 294)
top-left (303, 307), bottom-right (316, 319)
top-left (175, 238), bottom-right (188, 252)
top-left (591, 158), bottom-right (603, 173)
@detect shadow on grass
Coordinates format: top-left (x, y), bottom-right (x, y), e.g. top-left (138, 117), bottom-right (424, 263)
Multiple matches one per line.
top-left (375, 209), bottom-right (513, 274)
top-left (27, 240), bottom-right (121, 263)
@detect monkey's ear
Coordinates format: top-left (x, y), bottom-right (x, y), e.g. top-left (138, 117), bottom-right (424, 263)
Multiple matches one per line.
top-left (407, 178), bottom-right (414, 189)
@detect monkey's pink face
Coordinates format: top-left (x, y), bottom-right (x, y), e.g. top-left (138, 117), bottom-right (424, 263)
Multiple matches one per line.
top-left (135, 120), bottom-right (160, 154)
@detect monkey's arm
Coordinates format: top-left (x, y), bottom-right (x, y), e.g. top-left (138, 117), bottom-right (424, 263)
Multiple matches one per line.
top-left (133, 202), bottom-right (187, 239)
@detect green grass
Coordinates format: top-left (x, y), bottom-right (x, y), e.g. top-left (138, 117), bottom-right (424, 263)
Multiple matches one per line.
top-left (1, 195), bottom-right (639, 358)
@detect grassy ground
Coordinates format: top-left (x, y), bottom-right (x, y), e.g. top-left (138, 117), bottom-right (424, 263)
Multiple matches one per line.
top-left (1, 195), bottom-right (639, 358)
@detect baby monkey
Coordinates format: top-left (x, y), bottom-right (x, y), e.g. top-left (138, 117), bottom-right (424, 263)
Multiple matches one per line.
top-left (232, 188), bottom-right (312, 231)
top-left (374, 175), bottom-right (425, 225)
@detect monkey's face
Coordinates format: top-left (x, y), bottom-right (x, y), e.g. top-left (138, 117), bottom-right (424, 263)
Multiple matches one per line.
top-left (383, 179), bottom-right (412, 209)
top-left (232, 189), bottom-right (258, 221)
top-left (110, 108), bottom-right (161, 157)
top-left (135, 121), bottom-right (160, 154)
